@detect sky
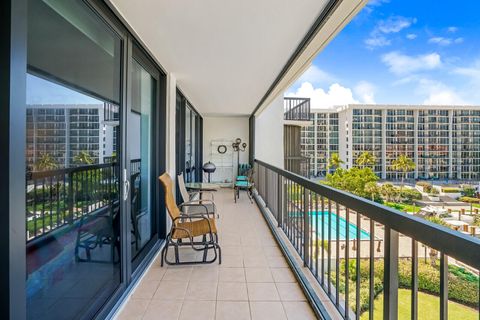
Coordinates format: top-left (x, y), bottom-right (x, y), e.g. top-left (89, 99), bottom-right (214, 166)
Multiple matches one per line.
top-left (286, 0), bottom-right (480, 110)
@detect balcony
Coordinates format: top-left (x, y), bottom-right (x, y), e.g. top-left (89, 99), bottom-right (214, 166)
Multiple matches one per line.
top-left (115, 160), bottom-right (480, 320)
top-left (284, 97), bottom-right (312, 123)
top-left (116, 188), bottom-right (322, 320)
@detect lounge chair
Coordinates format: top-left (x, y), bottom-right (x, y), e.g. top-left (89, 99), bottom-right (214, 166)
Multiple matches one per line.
top-left (159, 173), bottom-right (221, 266)
top-left (177, 172), bottom-right (217, 218)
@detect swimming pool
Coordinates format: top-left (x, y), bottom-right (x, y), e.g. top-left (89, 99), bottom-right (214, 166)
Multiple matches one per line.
top-left (309, 211), bottom-right (370, 240)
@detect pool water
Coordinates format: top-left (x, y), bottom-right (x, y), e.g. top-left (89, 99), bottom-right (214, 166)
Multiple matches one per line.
top-left (309, 211), bottom-right (370, 240)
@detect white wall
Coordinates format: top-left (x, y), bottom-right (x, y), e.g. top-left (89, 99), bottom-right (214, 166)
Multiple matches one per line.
top-left (255, 95), bottom-right (284, 168)
top-left (203, 116), bottom-right (249, 181)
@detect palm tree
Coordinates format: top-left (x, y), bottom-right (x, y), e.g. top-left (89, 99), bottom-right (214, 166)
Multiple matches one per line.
top-left (356, 151), bottom-right (377, 168)
top-left (74, 151), bottom-right (94, 165)
top-left (364, 181), bottom-right (379, 201)
top-left (35, 153), bottom-right (58, 171)
top-left (381, 183), bottom-right (396, 202)
top-left (391, 154), bottom-right (415, 190)
top-left (327, 153), bottom-right (344, 171)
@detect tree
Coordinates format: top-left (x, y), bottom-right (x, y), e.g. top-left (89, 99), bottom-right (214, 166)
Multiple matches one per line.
top-left (391, 154), bottom-right (415, 189)
top-left (324, 167), bottom-right (378, 199)
top-left (35, 153), bottom-right (58, 171)
top-left (364, 181), bottom-right (380, 202)
top-left (327, 153), bottom-right (344, 171)
top-left (74, 151), bottom-right (94, 165)
top-left (380, 183), bottom-right (399, 202)
top-left (356, 151), bottom-right (377, 168)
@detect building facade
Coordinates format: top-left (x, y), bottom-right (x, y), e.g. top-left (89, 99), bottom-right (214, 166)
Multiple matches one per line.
top-left (26, 104), bottom-right (116, 168)
top-left (301, 104), bottom-right (480, 181)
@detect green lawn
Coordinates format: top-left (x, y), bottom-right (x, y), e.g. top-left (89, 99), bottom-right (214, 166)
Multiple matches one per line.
top-left (361, 289), bottom-right (478, 320)
top-left (384, 202), bottom-right (421, 213)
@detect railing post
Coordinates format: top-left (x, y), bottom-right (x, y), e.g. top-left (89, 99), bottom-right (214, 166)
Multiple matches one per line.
top-left (303, 187), bottom-right (309, 267)
top-left (68, 171), bottom-right (74, 224)
top-left (383, 227), bottom-right (399, 320)
top-left (277, 173), bottom-right (282, 227)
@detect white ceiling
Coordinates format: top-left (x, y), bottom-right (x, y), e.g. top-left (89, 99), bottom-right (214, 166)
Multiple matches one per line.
top-left (109, 0), bottom-right (329, 116)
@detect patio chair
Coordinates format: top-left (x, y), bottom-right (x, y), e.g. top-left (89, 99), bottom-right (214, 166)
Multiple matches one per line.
top-left (234, 168), bottom-right (254, 203)
top-left (177, 172), bottom-right (217, 218)
top-left (75, 202), bottom-right (120, 263)
top-left (159, 173), bottom-right (221, 266)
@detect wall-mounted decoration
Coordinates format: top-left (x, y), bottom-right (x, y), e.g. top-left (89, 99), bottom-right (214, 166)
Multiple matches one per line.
top-left (217, 144), bottom-right (227, 154)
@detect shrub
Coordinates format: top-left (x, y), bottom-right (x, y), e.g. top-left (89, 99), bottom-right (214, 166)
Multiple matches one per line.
top-left (400, 189), bottom-right (422, 204)
top-left (442, 187), bottom-right (461, 193)
top-left (416, 181), bottom-right (432, 193)
top-left (335, 258), bottom-right (479, 315)
top-left (462, 187), bottom-right (477, 197)
top-left (459, 196), bottom-right (480, 204)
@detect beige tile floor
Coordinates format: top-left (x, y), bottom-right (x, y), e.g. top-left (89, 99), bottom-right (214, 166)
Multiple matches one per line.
top-left (116, 188), bottom-right (317, 320)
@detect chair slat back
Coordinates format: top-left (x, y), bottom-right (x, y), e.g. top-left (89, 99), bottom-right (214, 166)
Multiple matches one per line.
top-left (177, 172), bottom-right (190, 203)
top-left (159, 173), bottom-right (181, 222)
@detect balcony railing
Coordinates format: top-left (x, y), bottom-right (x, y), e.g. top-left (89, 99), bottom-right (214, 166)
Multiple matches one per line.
top-left (284, 156), bottom-right (311, 178)
top-left (25, 160), bottom-right (140, 243)
top-left (284, 97), bottom-right (311, 121)
top-left (253, 159), bottom-right (480, 319)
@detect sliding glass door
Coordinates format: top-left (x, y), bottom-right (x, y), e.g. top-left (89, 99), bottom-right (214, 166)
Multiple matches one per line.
top-left (129, 45), bottom-right (160, 270)
top-left (176, 91), bottom-right (203, 186)
top-left (24, 1), bottom-right (166, 319)
top-left (26, 0), bottom-right (123, 319)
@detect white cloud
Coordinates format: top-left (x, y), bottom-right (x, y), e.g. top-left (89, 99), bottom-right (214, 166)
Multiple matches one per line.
top-left (428, 37), bottom-right (464, 46)
top-left (365, 36), bottom-right (391, 47)
top-left (377, 16), bottom-right (417, 34)
top-left (365, 16), bottom-right (416, 48)
top-left (286, 81), bottom-right (377, 109)
top-left (381, 51), bottom-right (442, 75)
top-left (447, 26), bottom-right (458, 33)
top-left (363, 0), bottom-right (390, 14)
top-left (454, 60), bottom-right (480, 80)
top-left (354, 81), bottom-right (376, 104)
top-left (286, 82), bottom-right (359, 109)
top-left (418, 79), bottom-right (468, 105)
top-left (294, 65), bottom-right (335, 87)
top-left (406, 34), bottom-right (417, 40)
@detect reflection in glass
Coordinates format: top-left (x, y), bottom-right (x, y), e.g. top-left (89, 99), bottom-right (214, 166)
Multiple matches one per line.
top-left (130, 58), bottom-right (156, 261)
top-left (185, 107), bottom-right (192, 182)
top-left (26, 0), bottom-right (121, 319)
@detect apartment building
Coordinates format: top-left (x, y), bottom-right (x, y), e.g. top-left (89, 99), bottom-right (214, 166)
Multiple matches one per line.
top-left (26, 104), bottom-right (116, 168)
top-left (300, 110), bottom-right (339, 176)
top-left (301, 104), bottom-right (480, 180)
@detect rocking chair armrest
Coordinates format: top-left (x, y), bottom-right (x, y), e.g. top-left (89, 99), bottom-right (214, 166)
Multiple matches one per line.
top-left (188, 191), bottom-right (215, 201)
top-left (184, 199), bottom-right (216, 211)
top-left (179, 202), bottom-right (210, 214)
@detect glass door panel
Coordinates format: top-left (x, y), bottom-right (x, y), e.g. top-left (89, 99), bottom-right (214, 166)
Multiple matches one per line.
top-left (129, 56), bottom-right (157, 264)
top-left (26, 1), bottom-right (122, 319)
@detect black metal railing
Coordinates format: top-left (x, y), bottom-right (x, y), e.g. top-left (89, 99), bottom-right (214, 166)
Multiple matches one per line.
top-left (253, 159), bottom-right (480, 320)
top-left (25, 159), bottom-right (142, 243)
top-left (284, 156), bottom-right (311, 178)
top-left (26, 163), bottom-right (119, 242)
top-left (284, 97), bottom-right (311, 121)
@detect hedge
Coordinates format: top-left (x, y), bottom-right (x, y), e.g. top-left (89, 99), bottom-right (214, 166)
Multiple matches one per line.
top-left (459, 196), bottom-right (480, 204)
top-left (335, 258), bottom-right (479, 314)
top-left (442, 187), bottom-right (461, 193)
